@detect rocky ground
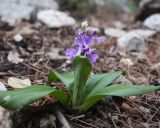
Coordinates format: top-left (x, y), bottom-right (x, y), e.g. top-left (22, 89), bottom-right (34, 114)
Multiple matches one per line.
top-left (0, 0), bottom-right (160, 128)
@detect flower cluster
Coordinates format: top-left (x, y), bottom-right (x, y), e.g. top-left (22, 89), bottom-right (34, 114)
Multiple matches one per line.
top-left (65, 23), bottom-right (105, 63)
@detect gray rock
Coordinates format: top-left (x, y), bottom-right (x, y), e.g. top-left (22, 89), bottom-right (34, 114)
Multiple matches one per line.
top-left (37, 10), bottom-right (76, 28)
top-left (144, 13), bottom-right (160, 31)
top-left (0, 0), bottom-right (58, 25)
top-left (0, 107), bottom-right (12, 128)
top-left (94, 0), bottom-right (132, 13)
top-left (117, 32), bottom-right (148, 52)
top-left (129, 29), bottom-right (156, 39)
top-left (105, 28), bottom-right (126, 38)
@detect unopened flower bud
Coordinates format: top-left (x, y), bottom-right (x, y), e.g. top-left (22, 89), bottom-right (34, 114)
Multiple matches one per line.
top-left (81, 21), bottom-right (88, 30)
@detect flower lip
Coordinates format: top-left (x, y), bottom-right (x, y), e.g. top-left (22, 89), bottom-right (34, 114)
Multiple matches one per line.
top-left (65, 48), bottom-right (78, 61)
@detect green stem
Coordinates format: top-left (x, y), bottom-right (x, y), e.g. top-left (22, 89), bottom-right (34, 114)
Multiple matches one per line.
top-left (72, 84), bottom-right (78, 107)
top-left (72, 64), bottom-right (80, 107)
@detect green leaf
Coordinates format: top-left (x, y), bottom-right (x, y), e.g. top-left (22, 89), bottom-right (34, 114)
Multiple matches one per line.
top-left (0, 85), bottom-right (68, 110)
top-left (99, 84), bottom-right (160, 96)
top-left (72, 56), bottom-right (92, 107)
top-left (81, 84), bottom-right (160, 112)
top-left (48, 70), bottom-right (74, 90)
top-left (80, 95), bottom-right (103, 112)
top-left (79, 73), bottom-right (107, 104)
top-left (84, 71), bottom-right (122, 102)
top-left (48, 70), bottom-right (59, 83)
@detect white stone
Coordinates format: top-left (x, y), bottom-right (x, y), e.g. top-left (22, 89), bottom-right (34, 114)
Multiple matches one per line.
top-left (117, 32), bottom-right (148, 52)
top-left (7, 51), bottom-right (23, 64)
top-left (120, 58), bottom-right (134, 66)
top-left (8, 77), bottom-right (31, 88)
top-left (13, 34), bottom-right (23, 42)
top-left (113, 21), bottom-right (126, 29)
top-left (144, 13), bottom-right (160, 31)
top-left (105, 28), bottom-right (126, 38)
top-left (37, 10), bottom-right (76, 28)
top-left (0, 0), bottom-right (58, 24)
top-left (129, 29), bottom-right (156, 39)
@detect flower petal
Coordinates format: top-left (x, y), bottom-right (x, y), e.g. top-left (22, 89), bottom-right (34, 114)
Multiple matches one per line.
top-left (87, 53), bottom-right (99, 63)
top-left (75, 35), bottom-right (86, 46)
top-left (65, 48), bottom-right (78, 61)
top-left (91, 31), bottom-right (96, 36)
top-left (95, 36), bottom-right (105, 43)
top-left (75, 28), bottom-right (83, 36)
top-left (85, 35), bottom-right (94, 45)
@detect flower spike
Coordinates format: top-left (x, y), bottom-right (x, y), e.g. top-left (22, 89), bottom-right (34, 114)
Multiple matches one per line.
top-left (66, 22), bottom-right (105, 63)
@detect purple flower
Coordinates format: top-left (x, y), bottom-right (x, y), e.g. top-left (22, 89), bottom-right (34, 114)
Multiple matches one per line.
top-left (65, 48), bottom-right (78, 61)
top-left (66, 28), bottom-right (105, 63)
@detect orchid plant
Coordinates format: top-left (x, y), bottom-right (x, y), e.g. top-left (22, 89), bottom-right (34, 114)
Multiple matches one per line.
top-left (0, 22), bottom-right (160, 112)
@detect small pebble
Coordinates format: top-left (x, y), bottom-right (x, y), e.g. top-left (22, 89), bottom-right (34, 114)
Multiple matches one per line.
top-left (13, 34), bottom-right (23, 42)
top-left (120, 58), bottom-right (134, 66)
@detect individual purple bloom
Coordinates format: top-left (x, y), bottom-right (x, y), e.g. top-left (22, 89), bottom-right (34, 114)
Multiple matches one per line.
top-left (65, 48), bottom-right (78, 61)
top-left (65, 27), bottom-right (105, 63)
top-left (75, 35), bottom-right (86, 47)
top-left (75, 29), bottom-right (105, 47)
top-left (84, 48), bottom-right (99, 63)
top-left (87, 53), bottom-right (99, 63)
